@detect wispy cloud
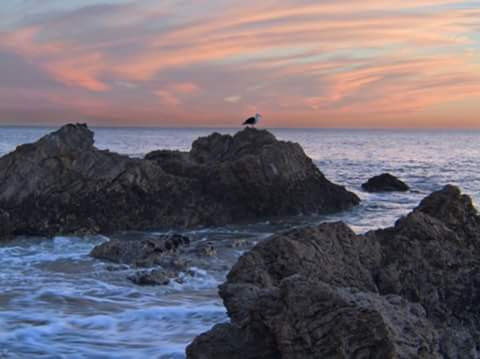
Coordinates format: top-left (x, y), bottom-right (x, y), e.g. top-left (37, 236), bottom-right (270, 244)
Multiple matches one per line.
top-left (0, 0), bottom-right (479, 127)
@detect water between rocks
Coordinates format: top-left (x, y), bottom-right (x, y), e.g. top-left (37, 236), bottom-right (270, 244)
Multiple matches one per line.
top-left (0, 127), bottom-right (479, 358)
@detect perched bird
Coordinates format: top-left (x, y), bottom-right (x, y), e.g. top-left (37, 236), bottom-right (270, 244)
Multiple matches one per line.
top-left (242, 113), bottom-right (262, 127)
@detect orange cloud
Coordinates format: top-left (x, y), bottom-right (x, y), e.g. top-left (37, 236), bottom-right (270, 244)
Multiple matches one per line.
top-left (45, 53), bottom-right (109, 92)
top-left (0, 1), bottom-right (479, 127)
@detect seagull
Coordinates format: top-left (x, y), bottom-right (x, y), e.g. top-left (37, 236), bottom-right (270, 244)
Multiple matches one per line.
top-left (242, 113), bottom-right (262, 127)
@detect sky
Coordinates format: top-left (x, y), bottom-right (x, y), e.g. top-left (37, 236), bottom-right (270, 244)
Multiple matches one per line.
top-left (0, 0), bottom-right (480, 128)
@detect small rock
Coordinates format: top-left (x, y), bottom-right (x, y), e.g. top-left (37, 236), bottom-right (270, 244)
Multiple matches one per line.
top-left (196, 242), bottom-right (217, 257)
top-left (362, 173), bottom-right (410, 192)
top-left (90, 234), bottom-right (190, 267)
top-left (230, 239), bottom-right (249, 248)
top-left (105, 264), bottom-right (129, 272)
top-left (128, 269), bottom-right (171, 286)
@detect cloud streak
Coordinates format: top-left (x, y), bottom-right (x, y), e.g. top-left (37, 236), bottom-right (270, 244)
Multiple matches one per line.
top-left (0, 0), bottom-right (479, 127)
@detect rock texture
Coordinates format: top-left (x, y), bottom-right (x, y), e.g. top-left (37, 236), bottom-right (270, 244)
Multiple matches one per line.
top-left (362, 173), bottom-right (410, 192)
top-left (90, 234), bottom-right (190, 267)
top-left (187, 185), bottom-right (480, 358)
top-left (0, 124), bottom-right (359, 238)
top-left (128, 269), bottom-right (173, 286)
top-left (146, 127), bottom-right (360, 222)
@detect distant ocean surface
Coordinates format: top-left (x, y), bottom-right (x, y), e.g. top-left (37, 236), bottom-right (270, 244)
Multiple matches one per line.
top-left (0, 126), bottom-right (479, 358)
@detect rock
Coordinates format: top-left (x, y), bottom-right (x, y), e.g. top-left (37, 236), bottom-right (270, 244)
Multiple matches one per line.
top-left (128, 269), bottom-right (172, 286)
top-left (187, 322), bottom-right (279, 359)
top-left (90, 234), bottom-right (190, 267)
top-left (230, 239), bottom-right (250, 248)
top-left (0, 124), bottom-right (359, 238)
top-left (362, 173), bottom-right (410, 192)
top-left (105, 264), bottom-right (130, 272)
top-left (195, 242), bottom-right (217, 257)
top-left (187, 185), bottom-right (480, 358)
top-left (189, 277), bottom-right (440, 359)
top-left (148, 127), bottom-right (360, 223)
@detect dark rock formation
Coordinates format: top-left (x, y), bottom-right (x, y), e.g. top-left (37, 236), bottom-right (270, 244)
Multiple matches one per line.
top-left (362, 173), bottom-right (410, 192)
top-left (91, 234), bottom-right (191, 285)
top-left (0, 124), bottom-right (359, 238)
top-left (90, 234), bottom-right (190, 267)
top-left (187, 185), bottom-right (480, 358)
top-left (146, 127), bottom-right (360, 223)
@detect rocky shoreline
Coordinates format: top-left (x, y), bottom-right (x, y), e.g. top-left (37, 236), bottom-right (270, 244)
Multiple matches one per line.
top-left (0, 124), bottom-right (358, 239)
top-left (187, 185), bottom-right (480, 358)
top-left (1, 124), bottom-right (478, 358)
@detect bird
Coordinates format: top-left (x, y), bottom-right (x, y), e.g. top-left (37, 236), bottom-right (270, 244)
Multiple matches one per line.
top-left (242, 113), bottom-right (262, 127)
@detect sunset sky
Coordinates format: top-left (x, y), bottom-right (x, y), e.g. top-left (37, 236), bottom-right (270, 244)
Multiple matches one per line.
top-left (1, 0), bottom-right (480, 128)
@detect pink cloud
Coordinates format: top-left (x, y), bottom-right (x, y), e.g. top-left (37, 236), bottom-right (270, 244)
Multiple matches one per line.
top-left (0, 1), bottom-right (479, 127)
top-left (154, 90), bottom-right (181, 106)
top-left (171, 82), bottom-right (200, 94)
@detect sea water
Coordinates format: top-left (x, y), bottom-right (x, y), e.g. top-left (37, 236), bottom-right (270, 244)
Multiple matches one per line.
top-left (0, 127), bottom-right (479, 358)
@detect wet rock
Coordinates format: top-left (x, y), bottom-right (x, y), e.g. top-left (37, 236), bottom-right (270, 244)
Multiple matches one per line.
top-left (189, 277), bottom-right (440, 359)
top-left (195, 242), bottom-right (217, 257)
top-left (362, 173), bottom-right (410, 192)
top-left (90, 234), bottom-right (190, 267)
top-left (105, 264), bottom-right (130, 272)
top-left (0, 208), bottom-right (12, 239)
top-left (187, 322), bottom-right (279, 359)
top-left (188, 185), bottom-right (480, 358)
top-left (128, 269), bottom-right (171, 286)
top-left (0, 124), bottom-right (359, 238)
top-left (230, 239), bottom-right (250, 248)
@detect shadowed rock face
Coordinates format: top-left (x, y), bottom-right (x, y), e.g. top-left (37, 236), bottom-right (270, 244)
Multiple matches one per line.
top-left (187, 185), bottom-right (480, 359)
top-left (147, 127), bottom-right (360, 221)
top-left (0, 124), bottom-right (359, 238)
top-left (362, 173), bottom-right (410, 192)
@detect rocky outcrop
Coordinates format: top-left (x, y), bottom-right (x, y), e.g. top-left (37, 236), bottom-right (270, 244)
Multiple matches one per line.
top-left (187, 185), bottom-right (480, 358)
top-left (362, 173), bottom-right (410, 192)
top-left (146, 128), bottom-right (360, 223)
top-left (0, 124), bottom-right (359, 238)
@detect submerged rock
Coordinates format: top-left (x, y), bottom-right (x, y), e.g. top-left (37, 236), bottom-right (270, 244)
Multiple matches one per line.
top-left (195, 242), bottom-right (217, 257)
top-left (0, 124), bottom-right (359, 238)
top-left (187, 185), bottom-right (480, 358)
top-left (90, 234), bottom-right (190, 267)
top-left (128, 269), bottom-right (172, 286)
top-left (362, 173), bottom-right (410, 192)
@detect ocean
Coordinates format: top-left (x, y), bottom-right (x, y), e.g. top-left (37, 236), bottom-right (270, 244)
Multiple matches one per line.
top-left (0, 126), bottom-right (479, 358)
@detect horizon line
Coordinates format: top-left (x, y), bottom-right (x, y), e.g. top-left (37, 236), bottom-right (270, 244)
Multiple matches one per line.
top-left (1, 123), bottom-right (480, 131)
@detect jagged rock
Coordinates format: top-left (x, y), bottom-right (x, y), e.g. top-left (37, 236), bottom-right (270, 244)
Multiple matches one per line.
top-left (188, 277), bottom-right (440, 359)
top-left (0, 124), bottom-right (359, 238)
top-left (147, 127), bottom-right (360, 223)
top-left (90, 234), bottom-right (190, 267)
top-left (362, 173), bottom-right (410, 192)
top-left (187, 186), bottom-right (480, 358)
